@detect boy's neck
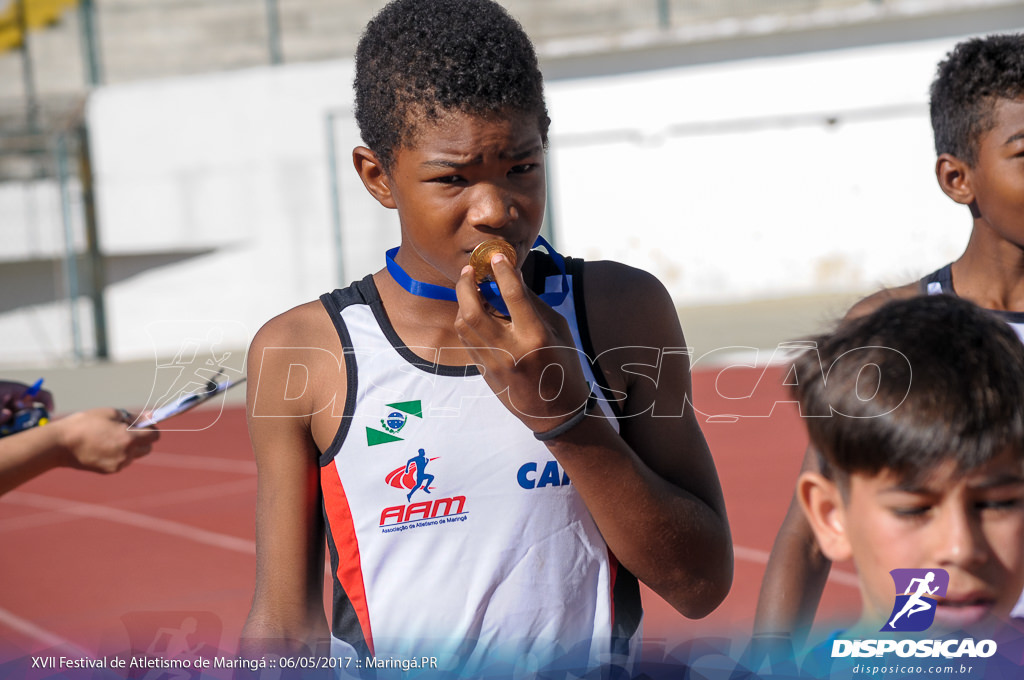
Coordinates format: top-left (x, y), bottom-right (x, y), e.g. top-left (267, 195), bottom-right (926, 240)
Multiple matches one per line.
top-left (951, 226), bottom-right (1024, 313)
top-left (373, 269), bottom-right (467, 348)
top-left (370, 252), bottom-right (543, 364)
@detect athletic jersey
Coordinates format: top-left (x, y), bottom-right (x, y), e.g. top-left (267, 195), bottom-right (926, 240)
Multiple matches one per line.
top-left (922, 264), bottom-right (1024, 620)
top-left (317, 255), bottom-right (642, 677)
top-left (920, 264), bottom-right (1024, 341)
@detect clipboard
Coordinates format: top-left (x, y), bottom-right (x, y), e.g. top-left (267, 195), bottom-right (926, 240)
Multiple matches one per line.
top-left (133, 374), bottom-right (246, 428)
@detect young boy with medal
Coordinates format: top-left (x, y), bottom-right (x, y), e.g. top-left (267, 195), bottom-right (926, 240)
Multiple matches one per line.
top-left (240, 0), bottom-right (732, 675)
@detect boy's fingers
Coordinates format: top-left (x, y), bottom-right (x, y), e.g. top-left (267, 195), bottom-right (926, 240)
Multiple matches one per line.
top-left (491, 253), bottom-right (573, 339)
top-left (454, 266), bottom-right (495, 340)
top-left (454, 265), bottom-right (484, 314)
top-left (489, 253), bottom-right (538, 326)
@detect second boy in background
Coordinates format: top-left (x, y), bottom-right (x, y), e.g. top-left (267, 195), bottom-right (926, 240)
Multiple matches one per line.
top-left (756, 31), bottom-right (1024, 643)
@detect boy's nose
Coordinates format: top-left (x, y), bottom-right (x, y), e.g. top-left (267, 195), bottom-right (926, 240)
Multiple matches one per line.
top-left (936, 508), bottom-right (988, 567)
top-left (467, 183), bottom-right (516, 229)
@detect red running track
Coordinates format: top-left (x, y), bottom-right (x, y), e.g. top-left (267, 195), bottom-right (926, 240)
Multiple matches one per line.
top-left (0, 365), bottom-right (860, 672)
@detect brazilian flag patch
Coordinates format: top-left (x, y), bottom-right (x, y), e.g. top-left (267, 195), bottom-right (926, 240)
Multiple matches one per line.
top-left (366, 400), bottom-right (422, 446)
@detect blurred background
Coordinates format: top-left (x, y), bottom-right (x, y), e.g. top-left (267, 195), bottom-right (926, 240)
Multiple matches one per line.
top-left (2, 0), bottom-right (1023, 406)
top-left (3, 1), bottom-right (1024, 669)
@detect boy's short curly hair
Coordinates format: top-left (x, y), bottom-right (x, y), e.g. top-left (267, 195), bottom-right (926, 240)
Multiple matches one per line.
top-left (354, 0), bottom-right (550, 173)
top-left (930, 33), bottom-right (1024, 165)
top-left (791, 294), bottom-right (1024, 489)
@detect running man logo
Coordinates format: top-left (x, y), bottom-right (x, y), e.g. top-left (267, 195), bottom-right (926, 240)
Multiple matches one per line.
top-left (882, 568), bottom-right (949, 632)
top-left (384, 449), bottom-right (437, 502)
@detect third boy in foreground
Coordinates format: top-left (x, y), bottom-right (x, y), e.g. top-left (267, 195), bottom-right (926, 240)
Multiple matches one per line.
top-left (240, 0), bottom-right (732, 675)
top-left (795, 295), bottom-right (1024, 638)
top-left (791, 295), bottom-right (1024, 676)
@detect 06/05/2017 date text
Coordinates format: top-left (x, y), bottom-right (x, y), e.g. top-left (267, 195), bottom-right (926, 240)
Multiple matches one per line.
top-left (279, 656), bottom-right (440, 672)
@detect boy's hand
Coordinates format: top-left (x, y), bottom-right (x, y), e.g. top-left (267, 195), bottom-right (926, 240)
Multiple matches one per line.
top-left (454, 253), bottom-right (591, 435)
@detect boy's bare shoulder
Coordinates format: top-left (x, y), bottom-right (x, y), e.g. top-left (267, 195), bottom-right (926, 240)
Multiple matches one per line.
top-left (246, 299), bottom-right (344, 426)
top-left (580, 260), bottom-right (681, 345)
top-left (844, 282), bottom-right (922, 322)
top-left (250, 300), bottom-right (337, 352)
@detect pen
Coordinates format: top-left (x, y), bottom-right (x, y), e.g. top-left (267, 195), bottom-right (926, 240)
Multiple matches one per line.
top-left (24, 378), bottom-right (44, 399)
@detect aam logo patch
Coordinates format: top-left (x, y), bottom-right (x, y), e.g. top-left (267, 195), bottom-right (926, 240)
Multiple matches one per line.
top-left (882, 568), bottom-right (949, 632)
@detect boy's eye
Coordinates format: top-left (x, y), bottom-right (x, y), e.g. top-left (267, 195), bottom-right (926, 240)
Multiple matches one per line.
top-left (891, 505), bottom-right (932, 519)
top-left (509, 163), bottom-right (537, 175)
top-left (977, 497), bottom-right (1024, 512)
top-left (431, 174), bottom-right (465, 184)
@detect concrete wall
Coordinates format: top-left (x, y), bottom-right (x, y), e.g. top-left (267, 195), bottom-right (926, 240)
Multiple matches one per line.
top-left (547, 37), bottom-right (965, 302)
top-left (2, 18), bottom-right (1023, 365)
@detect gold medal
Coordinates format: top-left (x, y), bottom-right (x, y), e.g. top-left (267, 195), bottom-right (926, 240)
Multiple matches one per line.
top-left (469, 240), bottom-right (517, 282)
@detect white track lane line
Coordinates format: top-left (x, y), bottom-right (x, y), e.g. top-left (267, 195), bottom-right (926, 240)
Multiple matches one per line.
top-left (1, 491), bottom-right (255, 554)
top-left (0, 479), bottom-right (255, 534)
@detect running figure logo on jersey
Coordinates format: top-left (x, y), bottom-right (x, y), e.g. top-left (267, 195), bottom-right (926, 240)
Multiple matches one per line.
top-left (882, 568), bottom-right (949, 632)
top-left (385, 449), bottom-right (438, 501)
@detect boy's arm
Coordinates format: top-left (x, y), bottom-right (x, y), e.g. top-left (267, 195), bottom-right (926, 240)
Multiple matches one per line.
top-left (454, 258), bottom-right (732, 618)
top-left (239, 307), bottom-right (334, 657)
top-left (752, 445), bottom-right (831, 643)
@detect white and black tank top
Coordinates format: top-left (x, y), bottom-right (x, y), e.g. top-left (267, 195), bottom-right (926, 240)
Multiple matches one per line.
top-left (317, 254), bottom-right (641, 676)
top-left (920, 264), bottom-right (1024, 341)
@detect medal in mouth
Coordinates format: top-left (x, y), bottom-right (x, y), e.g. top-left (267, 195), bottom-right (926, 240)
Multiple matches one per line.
top-left (469, 239), bottom-right (518, 283)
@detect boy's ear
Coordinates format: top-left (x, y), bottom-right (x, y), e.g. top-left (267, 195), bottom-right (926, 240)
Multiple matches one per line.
top-left (353, 146), bottom-right (397, 209)
top-left (935, 153), bottom-right (976, 209)
top-left (797, 471), bottom-right (853, 563)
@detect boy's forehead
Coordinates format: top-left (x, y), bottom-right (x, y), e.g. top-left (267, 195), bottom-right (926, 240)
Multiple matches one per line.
top-left (975, 96), bottom-right (1024, 149)
top-left (398, 108), bottom-right (543, 156)
top-left (987, 96), bottom-right (1024, 137)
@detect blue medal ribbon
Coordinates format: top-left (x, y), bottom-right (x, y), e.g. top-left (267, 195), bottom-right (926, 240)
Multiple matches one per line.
top-left (385, 235), bottom-right (569, 315)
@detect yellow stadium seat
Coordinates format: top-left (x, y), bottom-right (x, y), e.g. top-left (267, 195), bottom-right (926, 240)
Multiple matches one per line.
top-left (0, 0), bottom-right (79, 52)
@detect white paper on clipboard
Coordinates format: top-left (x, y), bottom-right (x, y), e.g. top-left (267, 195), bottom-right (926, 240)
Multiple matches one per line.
top-left (133, 377), bottom-right (246, 428)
